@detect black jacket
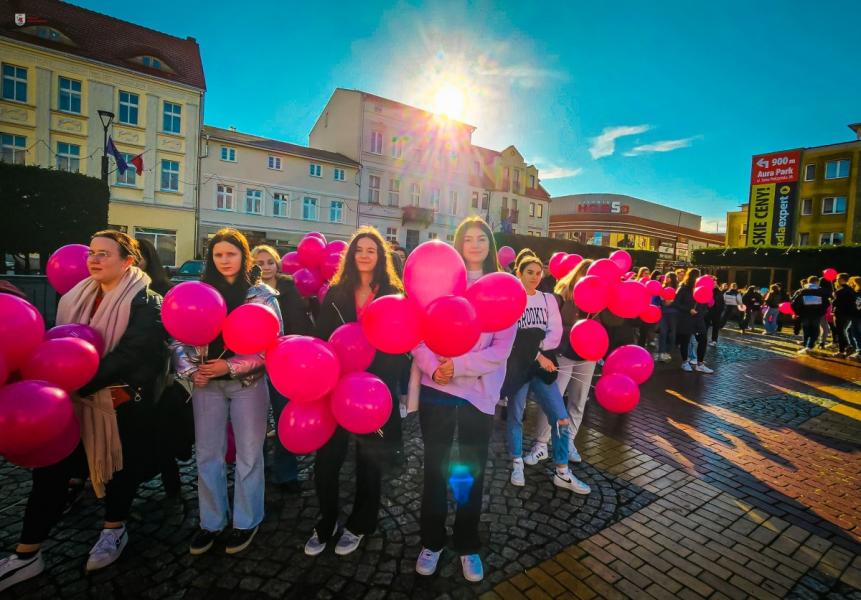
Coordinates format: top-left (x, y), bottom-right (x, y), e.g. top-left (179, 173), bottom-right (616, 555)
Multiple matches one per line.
top-left (791, 286), bottom-right (828, 319)
top-left (764, 291), bottom-right (782, 309)
top-left (273, 274), bottom-right (313, 336)
top-left (833, 285), bottom-right (856, 318)
top-left (673, 284), bottom-right (696, 335)
top-left (707, 287), bottom-right (726, 319)
top-left (742, 290), bottom-right (764, 311)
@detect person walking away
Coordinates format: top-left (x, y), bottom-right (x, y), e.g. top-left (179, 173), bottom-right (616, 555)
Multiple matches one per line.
top-left (832, 273), bottom-right (855, 358)
top-left (705, 280), bottom-right (726, 346)
top-left (762, 284), bottom-right (782, 335)
top-left (791, 276), bottom-right (827, 355)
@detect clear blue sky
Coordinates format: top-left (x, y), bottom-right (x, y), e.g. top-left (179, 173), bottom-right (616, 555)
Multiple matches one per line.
top-left (76, 0), bottom-right (861, 231)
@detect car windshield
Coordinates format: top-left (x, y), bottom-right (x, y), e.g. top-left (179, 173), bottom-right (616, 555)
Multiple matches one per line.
top-left (179, 261), bottom-right (202, 275)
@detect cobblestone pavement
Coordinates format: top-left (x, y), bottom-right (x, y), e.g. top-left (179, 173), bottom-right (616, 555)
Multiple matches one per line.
top-left (1, 327), bottom-right (860, 599)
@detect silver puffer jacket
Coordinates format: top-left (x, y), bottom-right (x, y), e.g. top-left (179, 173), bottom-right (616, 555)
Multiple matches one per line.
top-left (170, 282), bottom-right (283, 387)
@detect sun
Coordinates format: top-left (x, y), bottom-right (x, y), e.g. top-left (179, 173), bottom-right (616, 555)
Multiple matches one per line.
top-left (433, 84), bottom-right (466, 120)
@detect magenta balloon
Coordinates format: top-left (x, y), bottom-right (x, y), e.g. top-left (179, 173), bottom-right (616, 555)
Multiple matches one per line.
top-left (609, 250), bottom-right (632, 273)
top-left (604, 345), bottom-right (654, 384)
top-left (693, 285), bottom-right (712, 304)
top-left (162, 281), bottom-right (227, 346)
top-left (569, 319), bottom-right (609, 361)
top-left (320, 252), bottom-right (343, 281)
top-left (623, 272), bottom-right (635, 280)
top-left (573, 275), bottom-right (611, 314)
top-left (318, 283), bottom-right (330, 301)
top-left (277, 397), bottom-right (337, 454)
top-left (361, 295), bottom-right (423, 354)
top-left (0, 354), bottom-right (6, 387)
top-left (822, 268), bottom-right (838, 282)
top-left (0, 380), bottom-right (74, 456)
top-left (326, 240), bottom-right (348, 255)
top-left (645, 280), bottom-right (663, 297)
top-left (640, 304), bottom-right (661, 324)
top-left (403, 241), bottom-right (467, 309)
top-left (266, 336), bottom-right (340, 402)
top-left (661, 287), bottom-right (677, 301)
top-left (329, 323), bottom-right (376, 374)
top-left (281, 251), bottom-right (302, 274)
top-left (595, 373), bottom-right (640, 413)
top-left (696, 275), bottom-right (715, 289)
top-left (0, 295), bottom-right (46, 372)
top-left (464, 272), bottom-right (527, 333)
top-left (306, 232), bottom-right (327, 244)
top-left (557, 254), bottom-right (583, 279)
top-left (4, 414), bottom-right (80, 469)
top-left (45, 324), bottom-right (105, 356)
top-left (779, 301), bottom-right (794, 316)
top-left (608, 280), bottom-right (650, 319)
top-left (587, 258), bottom-right (623, 281)
top-left (222, 303), bottom-right (280, 355)
top-left (331, 371), bottom-right (393, 434)
top-left (22, 338), bottom-right (100, 392)
top-left (46, 244), bottom-right (90, 295)
top-left (548, 252), bottom-right (567, 279)
top-left (423, 296), bottom-right (481, 357)
top-left (294, 268), bottom-right (323, 297)
top-left (497, 246), bottom-right (516, 267)
top-left (297, 236), bottom-right (327, 268)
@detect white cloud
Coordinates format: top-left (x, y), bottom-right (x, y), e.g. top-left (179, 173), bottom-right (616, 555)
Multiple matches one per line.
top-left (623, 136), bottom-right (700, 157)
top-left (539, 166), bottom-right (583, 180)
top-left (588, 125), bottom-right (651, 159)
top-left (701, 218), bottom-right (727, 234)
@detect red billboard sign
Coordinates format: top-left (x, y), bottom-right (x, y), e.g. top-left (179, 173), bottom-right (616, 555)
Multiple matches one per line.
top-left (750, 150), bottom-right (801, 185)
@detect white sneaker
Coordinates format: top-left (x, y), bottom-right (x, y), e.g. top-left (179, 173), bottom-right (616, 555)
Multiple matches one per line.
top-left (797, 347), bottom-right (810, 355)
top-left (652, 352), bottom-right (661, 361)
top-left (661, 353), bottom-right (672, 363)
top-left (416, 547), bottom-right (442, 576)
top-left (461, 554), bottom-right (484, 582)
top-left (85, 527), bottom-right (128, 572)
top-left (694, 363), bottom-right (714, 374)
top-left (510, 458), bottom-right (525, 487)
top-left (708, 341), bottom-right (717, 347)
top-left (0, 552), bottom-right (45, 592)
top-left (553, 469), bottom-right (591, 494)
top-left (305, 524), bottom-right (338, 556)
top-left (568, 442), bottom-right (582, 464)
top-left (334, 528), bottom-right (364, 556)
top-left (681, 361), bottom-right (693, 372)
top-left (523, 443), bottom-right (549, 466)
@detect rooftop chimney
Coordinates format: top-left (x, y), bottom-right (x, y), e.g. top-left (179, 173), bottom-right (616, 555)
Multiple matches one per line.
top-left (849, 123), bottom-right (861, 140)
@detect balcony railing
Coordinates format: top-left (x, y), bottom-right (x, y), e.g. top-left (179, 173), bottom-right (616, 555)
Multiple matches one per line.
top-left (402, 205), bottom-right (435, 226)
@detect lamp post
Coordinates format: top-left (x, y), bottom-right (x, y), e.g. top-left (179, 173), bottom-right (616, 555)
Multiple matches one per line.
top-left (97, 110), bottom-right (114, 183)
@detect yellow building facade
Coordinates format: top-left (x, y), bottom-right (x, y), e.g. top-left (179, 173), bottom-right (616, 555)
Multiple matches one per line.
top-left (725, 205), bottom-right (748, 247)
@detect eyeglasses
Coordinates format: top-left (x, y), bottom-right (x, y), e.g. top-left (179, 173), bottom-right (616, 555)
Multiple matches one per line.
top-left (87, 250), bottom-right (113, 261)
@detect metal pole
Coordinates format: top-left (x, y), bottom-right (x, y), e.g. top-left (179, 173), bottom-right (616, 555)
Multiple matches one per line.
top-left (101, 123), bottom-right (109, 183)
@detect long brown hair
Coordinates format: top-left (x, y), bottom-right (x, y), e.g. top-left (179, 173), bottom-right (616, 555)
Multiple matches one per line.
top-left (202, 227), bottom-right (253, 287)
top-left (681, 267), bottom-right (700, 288)
top-left (453, 216), bottom-right (500, 274)
top-left (554, 258), bottom-right (594, 302)
top-left (91, 229), bottom-right (141, 264)
top-left (663, 272), bottom-right (678, 289)
top-left (329, 226), bottom-right (403, 302)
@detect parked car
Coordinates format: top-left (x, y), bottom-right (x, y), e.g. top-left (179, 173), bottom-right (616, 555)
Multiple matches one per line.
top-left (170, 260), bottom-right (204, 283)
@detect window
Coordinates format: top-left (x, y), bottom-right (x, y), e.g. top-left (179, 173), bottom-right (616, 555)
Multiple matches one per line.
top-left (529, 202), bottom-right (535, 217)
top-left (471, 191), bottom-right (479, 209)
top-left (160, 159), bottom-right (179, 191)
top-left (385, 227), bottom-right (398, 243)
top-left (502, 196), bottom-right (508, 210)
top-left (428, 232), bottom-right (438, 240)
top-left (473, 161), bottom-right (481, 176)
top-left (163, 101), bottom-right (181, 134)
top-left (2, 64), bottom-right (27, 102)
top-left (803, 164), bottom-right (815, 181)
top-left (800, 198), bottom-right (813, 215)
top-left (56, 142), bottom-right (80, 173)
top-left (135, 228), bottom-right (177, 266)
top-left (446, 233), bottom-right (454, 242)
top-left (410, 183), bottom-right (421, 206)
top-left (370, 130), bottom-right (383, 154)
top-left (825, 159), bottom-right (850, 179)
top-left (220, 146), bottom-right (236, 162)
top-left (504, 167), bottom-right (510, 183)
top-left (822, 196), bottom-right (847, 215)
top-left (513, 169), bottom-right (520, 189)
top-left (303, 197), bottom-right (318, 220)
top-left (142, 56), bottom-right (162, 69)
top-left (58, 77), bottom-right (81, 113)
top-left (529, 174), bottom-right (536, 188)
top-left (368, 175), bottom-right (381, 203)
top-left (330, 201), bottom-right (344, 223)
top-left (119, 91), bottom-right (139, 125)
top-left (245, 189), bottom-right (262, 214)
top-left (391, 137), bottom-right (404, 159)
top-left (21, 26), bottom-right (73, 45)
top-left (430, 188), bottom-right (440, 211)
top-left (216, 184), bottom-right (234, 210)
top-left (820, 232), bottom-right (844, 245)
top-left (481, 192), bottom-right (489, 210)
top-left (333, 168), bottom-right (345, 181)
top-left (1, 133), bottom-right (26, 164)
top-left (536, 203), bottom-right (544, 218)
top-left (309, 163), bottom-right (322, 177)
top-left (449, 190), bottom-right (458, 215)
top-left (116, 153), bottom-right (136, 186)
top-left (798, 232), bottom-right (810, 246)
top-left (273, 192), bottom-right (288, 217)
top-left (389, 179), bottom-right (400, 206)
top-left (265, 155), bottom-right (280, 170)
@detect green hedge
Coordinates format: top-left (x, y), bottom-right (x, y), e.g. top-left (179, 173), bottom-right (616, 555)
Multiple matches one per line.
top-left (692, 245), bottom-right (861, 276)
top-left (493, 233), bottom-right (658, 270)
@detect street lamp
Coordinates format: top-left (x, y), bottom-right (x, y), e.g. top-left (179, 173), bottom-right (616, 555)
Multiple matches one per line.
top-left (97, 109), bottom-right (114, 183)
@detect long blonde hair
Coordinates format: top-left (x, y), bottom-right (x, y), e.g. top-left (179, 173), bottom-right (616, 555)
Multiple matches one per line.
top-left (554, 258), bottom-right (594, 302)
top-left (251, 244), bottom-right (282, 269)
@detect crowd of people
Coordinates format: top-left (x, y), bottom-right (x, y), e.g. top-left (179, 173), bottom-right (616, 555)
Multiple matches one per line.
top-left (1, 219), bottom-right (859, 592)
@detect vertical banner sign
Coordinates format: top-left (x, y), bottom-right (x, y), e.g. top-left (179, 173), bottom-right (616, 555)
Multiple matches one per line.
top-left (746, 150), bottom-right (800, 246)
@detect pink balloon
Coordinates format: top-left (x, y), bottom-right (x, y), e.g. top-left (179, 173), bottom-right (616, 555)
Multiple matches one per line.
top-left (3, 413), bottom-right (80, 469)
top-left (464, 272), bottom-right (527, 333)
top-left (569, 319), bottom-right (609, 361)
top-left (318, 283), bottom-right (330, 301)
top-left (424, 296), bottom-right (481, 357)
top-left (361, 295), bottom-right (423, 354)
top-left (0, 295), bottom-right (46, 372)
top-left (779, 301), bottom-right (794, 316)
top-left (297, 236), bottom-right (328, 268)
top-left (320, 252), bottom-right (343, 281)
top-left (45, 324), bottom-right (105, 357)
top-left (306, 232), bottom-right (327, 245)
top-left (266, 336), bottom-right (340, 403)
top-left (0, 380), bottom-right (74, 456)
top-left (640, 304), bottom-right (661, 324)
top-left (587, 258), bottom-right (623, 281)
top-left (595, 373), bottom-right (640, 413)
top-left (693, 285), bottom-right (712, 304)
top-left (608, 280), bottom-right (650, 319)
top-left (822, 268), bottom-right (838, 282)
top-left (330, 371), bottom-right (393, 434)
top-left (46, 244), bottom-right (90, 295)
top-left (497, 246), bottom-right (516, 267)
top-left (294, 268), bottom-right (323, 297)
top-left (645, 280), bottom-right (663, 297)
top-left (558, 254), bottom-right (583, 279)
top-left (661, 287), bottom-right (677, 301)
top-left (604, 345), bottom-right (654, 384)
top-left (573, 275), bottom-right (611, 314)
top-left (222, 303), bottom-right (280, 355)
top-left (22, 338), bottom-right (100, 392)
top-left (403, 241), bottom-right (467, 309)
top-left (328, 323), bottom-right (375, 374)
top-left (162, 281), bottom-right (227, 346)
top-left (623, 271), bottom-right (635, 280)
top-left (548, 252), bottom-right (567, 279)
top-left (277, 397), bottom-right (337, 454)
top-left (0, 354), bottom-right (7, 387)
top-left (281, 251), bottom-right (302, 274)
top-left (326, 240), bottom-right (349, 255)
top-left (696, 275), bottom-right (715, 289)
top-left (609, 250), bottom-right (632, 273)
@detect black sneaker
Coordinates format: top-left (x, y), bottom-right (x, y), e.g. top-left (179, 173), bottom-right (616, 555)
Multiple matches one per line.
top-left (225, 526), bottom-right (259, 555)
top-left (189, 529), bottom-right (221, 556)
top-left (276, 480), bottom-right (302, 494)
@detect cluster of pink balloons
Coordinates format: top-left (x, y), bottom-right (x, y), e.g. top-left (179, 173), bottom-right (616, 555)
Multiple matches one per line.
top-left (361, 240), bottom-right (528, 358)
top-left (596, 344), bottom-right (654, 413)
top-left (282, 232), bottom-right (348, 298)
top-left (548, 252), bottom-right (584, 280)
top-left (266, 326), bottom-right (391, 453)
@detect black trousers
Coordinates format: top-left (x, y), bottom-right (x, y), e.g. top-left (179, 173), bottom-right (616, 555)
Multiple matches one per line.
top-left (704, 313), bottom-right (722, 342)
top-left (835, 315), bottom-right (852, 353)
top-left (419, 395), bottom-right (493, 554)
top-left (801, 317), bottom-right (820, 349)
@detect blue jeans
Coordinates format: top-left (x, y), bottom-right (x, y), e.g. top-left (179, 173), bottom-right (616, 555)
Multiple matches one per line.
top-left (849, 317), bottom-right (861, 352)
top-left (658, 312), bottom-right (677, 354)
top-left (763, 308), bottom-right (779, 333)
top-left (507, 377), bottom-right (569, 465)
top-left (267, 381), bottom-right (298, 484)
top-left (192, 377), bottom-right (270, 531)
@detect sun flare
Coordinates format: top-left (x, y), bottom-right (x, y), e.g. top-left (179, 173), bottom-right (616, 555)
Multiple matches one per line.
top-left (433, 84), bottom-right (466, 120)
